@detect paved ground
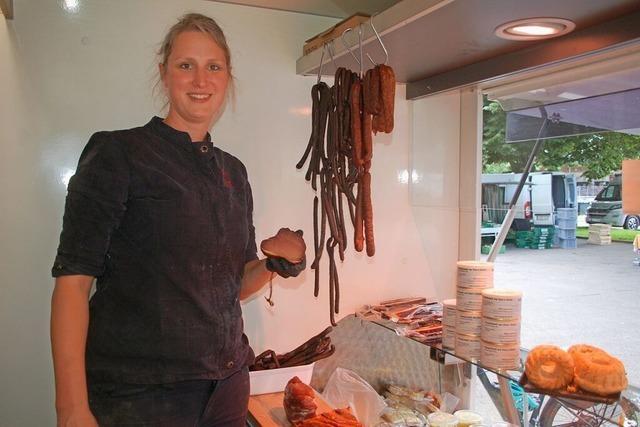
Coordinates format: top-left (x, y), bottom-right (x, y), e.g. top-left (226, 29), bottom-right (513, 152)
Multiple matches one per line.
top-left (494, 238), bottom-right (639, 383)
top-left (473, 238), bottom-right (639, 423)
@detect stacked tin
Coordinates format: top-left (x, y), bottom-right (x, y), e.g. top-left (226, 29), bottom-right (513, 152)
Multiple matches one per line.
top-left (480, 288), bottom-right (522, 370)
top-left (454, 261), bottom-right (493, 360)
top-left (442, 299), bottom-right (457, 349)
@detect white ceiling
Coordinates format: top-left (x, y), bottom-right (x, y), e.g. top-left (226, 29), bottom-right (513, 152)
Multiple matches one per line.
top-left (208, 0), bottom-right (399, 18)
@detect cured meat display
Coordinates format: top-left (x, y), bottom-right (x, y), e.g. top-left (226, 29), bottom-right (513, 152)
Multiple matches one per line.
top-left (284, 376), bottom-right (318, 424)
top-left (297, 58), bottom-right (396, 325)
top-left (250, 327), bottom-right (335, 371)
top-left (358, 297), bottom-right (443, 345)
top-left (298, 408), bottom-right (363, 426)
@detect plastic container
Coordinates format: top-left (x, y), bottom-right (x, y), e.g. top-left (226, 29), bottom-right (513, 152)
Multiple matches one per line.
top-left (457, 288), bottom-right (486, 312)
top-left (556, 228), bottom-right (576, 239)
top-left (443, 299), bottom-right (457, 327)
top-left (556, 208), bottom-right (578, 220)
top-left (559, 238), bottom-right (577, 249)
top-left (480, 341), bottom-right (520, 370)
top-left (455, 333), bottom-right (481, 359)
top-left (456, 310), bottom-right (482, 335)
top-left (556, 218), bottom-right (577, 230)
top-left (249, 362), bottom-right (314, 395)
top-left (481, 317), bottom-right (520, 344)
top-left (454, 410), bottom-right (484, 427)
top-left (428, 411), bottom-right (459, 427)
top-left (481, 289), bottom-right (522, 319)
top-left (456, 261), bottom-right (494, 289)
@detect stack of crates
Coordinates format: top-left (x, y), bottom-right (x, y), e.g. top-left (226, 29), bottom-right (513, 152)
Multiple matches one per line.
top-left (531, 226), bottom-right (554, 249)
top-left (555, 208), bottom-right (578, 249)
top-left (515, 231), bottom-right (531, 248)
top-left (588, 224), bottom-right (612, 245)
top-left (514, 226), bottom-right (554, 249)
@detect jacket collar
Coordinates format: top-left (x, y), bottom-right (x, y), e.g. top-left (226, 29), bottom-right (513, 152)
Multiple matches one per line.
top-left (146, 116), bottom-right (212, 150)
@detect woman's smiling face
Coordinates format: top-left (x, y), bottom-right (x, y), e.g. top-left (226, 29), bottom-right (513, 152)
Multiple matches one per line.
top-left (160, 30), bottom-right (230, 132)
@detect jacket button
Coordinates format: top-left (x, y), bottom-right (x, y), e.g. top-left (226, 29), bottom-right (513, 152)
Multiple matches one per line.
top-left (200, 145), bottom-right (209, 153)
top-left (226, 361), bottom-right (234, 369)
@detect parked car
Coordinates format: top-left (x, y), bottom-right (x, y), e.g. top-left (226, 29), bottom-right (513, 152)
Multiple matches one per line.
top-left (586, 175), bottom-right (640, 230)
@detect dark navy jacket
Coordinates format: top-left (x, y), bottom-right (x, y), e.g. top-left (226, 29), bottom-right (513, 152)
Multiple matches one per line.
top-left (53, 117), bottom-right (257, 384)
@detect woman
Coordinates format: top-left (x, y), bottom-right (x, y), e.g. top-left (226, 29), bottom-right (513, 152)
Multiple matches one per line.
top-left (50, 13), bottom-right (305, 427)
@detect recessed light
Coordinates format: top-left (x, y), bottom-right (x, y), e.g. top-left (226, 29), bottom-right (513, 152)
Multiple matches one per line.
top-left (495, 18), bottom-right (575, 41)
top-left (62, 0), bottom-right (80, 13)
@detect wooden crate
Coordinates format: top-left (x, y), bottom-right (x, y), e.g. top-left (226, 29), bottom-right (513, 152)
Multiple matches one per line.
top-left (303, 13), bottom-right (371, 56)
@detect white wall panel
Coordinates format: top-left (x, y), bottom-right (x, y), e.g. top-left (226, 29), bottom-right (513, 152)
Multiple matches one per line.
top-left (459, 87), bottom-right (483, 261)
top-left (1, 1), bottom-right (464, 424)
top-left (409, 91), bottom-right (463, 301)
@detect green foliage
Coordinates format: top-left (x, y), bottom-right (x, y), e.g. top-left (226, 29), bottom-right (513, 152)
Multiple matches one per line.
top-left (482, 97), bottom-right (640, 179)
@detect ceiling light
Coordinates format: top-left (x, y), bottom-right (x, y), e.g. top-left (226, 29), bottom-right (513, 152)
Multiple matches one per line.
top-left (495, 18), bottom-right (575, 41)
top-left (62, 0), bottom-right (80, 13)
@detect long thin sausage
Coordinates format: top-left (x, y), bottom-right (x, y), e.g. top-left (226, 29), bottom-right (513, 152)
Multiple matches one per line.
top-left (362, 171), bottom-right (375, 257)
top-left (350, 79), bottom-right (363, 168)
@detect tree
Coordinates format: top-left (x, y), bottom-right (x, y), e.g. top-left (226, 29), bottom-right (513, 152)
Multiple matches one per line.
top-left (482, 98), bottom-right (640, 180)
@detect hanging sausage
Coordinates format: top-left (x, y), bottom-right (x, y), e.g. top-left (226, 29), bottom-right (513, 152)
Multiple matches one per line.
top-left (297, 33), bottom-right (396, 326)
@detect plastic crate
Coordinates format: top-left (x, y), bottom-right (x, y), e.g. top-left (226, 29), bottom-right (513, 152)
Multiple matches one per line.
top-left (556, 228), bottom-right (576, 239)
top-left (559, 238), bottom-right (577, 249)
top-left (532, 226), bottom-right (555, 236)
top-left (481, 244), bottom-right (506, 254)
top-left (556, 218), bottom-right (577, 230)
top-left (556, 208), bottom-right (578, 220)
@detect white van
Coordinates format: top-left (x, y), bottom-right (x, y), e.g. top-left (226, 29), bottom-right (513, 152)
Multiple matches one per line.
top-left (586, 176), bottom-right (640, 230)
top-left (482, 172), bottom-right (577, 226)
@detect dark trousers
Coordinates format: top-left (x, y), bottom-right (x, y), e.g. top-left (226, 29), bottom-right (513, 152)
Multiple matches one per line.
top-left (88, 368), bottom-right (250, 426)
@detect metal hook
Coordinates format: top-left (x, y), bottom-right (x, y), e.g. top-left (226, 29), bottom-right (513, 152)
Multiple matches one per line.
top-left (327, 40), bottom-right (338, 70)
top-left (365, 13), bottom-right (389, 66)
top-left (316, 43), bottom-right (326, 84)
top-left (358, 24), bottom-right (364, 77)
top-left (341, 27), bottom-right (361, 67)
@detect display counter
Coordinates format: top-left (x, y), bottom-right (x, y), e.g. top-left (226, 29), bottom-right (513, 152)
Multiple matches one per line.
top-left (306, 315), bottom-right (639, 426)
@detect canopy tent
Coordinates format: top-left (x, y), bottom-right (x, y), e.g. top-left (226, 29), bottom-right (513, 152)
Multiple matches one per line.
top-left (505, 88), bottom-right (640, 143)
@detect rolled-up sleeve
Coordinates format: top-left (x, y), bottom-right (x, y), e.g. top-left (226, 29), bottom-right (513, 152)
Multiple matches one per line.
top-left (52, 132), bottom-right (130, 277)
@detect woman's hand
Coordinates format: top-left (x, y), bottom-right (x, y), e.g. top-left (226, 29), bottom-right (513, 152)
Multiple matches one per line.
top-left (57, 405), bottom-right (98, 427)
top-left (260, 228), bottom-right (306, 278)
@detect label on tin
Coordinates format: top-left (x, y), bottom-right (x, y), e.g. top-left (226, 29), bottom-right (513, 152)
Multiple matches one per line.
top-left (442, 327), bottom-right (456, 349)
top-left (443, 301), bottom-right (457, 326)
top-left (457, 288), bottom-right (485, 312)
top-left (481, 289), bottom-right (522, 319)
top-left (480, 341), bottom-right (520, 370)
top-left (481, 317), bottom-right (521, 344)
top-left (455, 334), bottom-right (481, 359)
top-left (456, 311), bottom-right (482, 335)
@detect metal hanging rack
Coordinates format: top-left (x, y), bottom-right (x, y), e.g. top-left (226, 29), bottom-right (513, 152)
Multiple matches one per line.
top-left (339, 13), bottom-right (389, 76)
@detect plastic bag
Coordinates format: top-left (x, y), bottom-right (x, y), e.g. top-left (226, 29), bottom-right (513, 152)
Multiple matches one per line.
top-left (322, 367), bottom-right (387, 426)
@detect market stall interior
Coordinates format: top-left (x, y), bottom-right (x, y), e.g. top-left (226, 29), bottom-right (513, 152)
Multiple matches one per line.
top-left (1, 0), bottom-right (640, 425)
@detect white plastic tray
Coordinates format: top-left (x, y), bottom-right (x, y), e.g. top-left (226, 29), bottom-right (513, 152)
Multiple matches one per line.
top-left (249, 362), bottom-right (315, 395)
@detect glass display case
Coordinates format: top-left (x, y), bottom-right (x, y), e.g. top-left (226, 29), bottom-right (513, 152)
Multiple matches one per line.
top-left (309, 315), bottom-right (639, 426)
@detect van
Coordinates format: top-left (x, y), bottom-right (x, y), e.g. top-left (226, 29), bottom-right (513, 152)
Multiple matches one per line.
top-left (482, 172), bottom-right (576, 227)
top-left (586, 175), bottom-right (640, 230)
